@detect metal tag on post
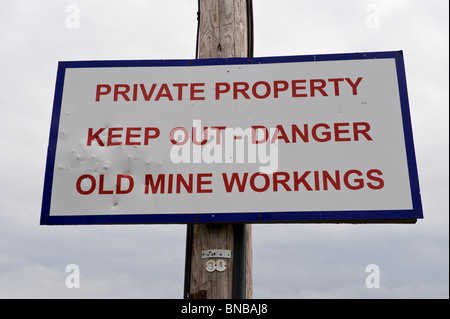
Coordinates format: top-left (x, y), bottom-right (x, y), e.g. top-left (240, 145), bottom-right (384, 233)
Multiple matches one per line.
top-left (202, 249), bottom-right (231, 259)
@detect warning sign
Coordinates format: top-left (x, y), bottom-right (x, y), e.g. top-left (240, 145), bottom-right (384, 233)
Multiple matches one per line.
top-left (40, 51), bottom-right (423, 224)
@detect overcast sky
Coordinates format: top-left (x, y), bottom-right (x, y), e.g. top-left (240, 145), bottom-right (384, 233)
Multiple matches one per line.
top-left (0, 0), bottom-right (448, 298)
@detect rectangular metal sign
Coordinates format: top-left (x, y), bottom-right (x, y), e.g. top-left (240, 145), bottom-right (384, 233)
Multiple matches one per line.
top-left (40, 51), bottom-right (423, 224)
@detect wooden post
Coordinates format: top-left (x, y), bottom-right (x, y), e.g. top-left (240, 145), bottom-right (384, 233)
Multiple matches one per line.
top-left (184, 0), bottom-right (253, 299)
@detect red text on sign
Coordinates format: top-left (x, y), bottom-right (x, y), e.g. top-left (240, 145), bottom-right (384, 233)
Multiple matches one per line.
top-left (87, 127), bottom-right (160, 146)
top-left (215, 77), bottom-right (363, 100)
top-left (76, 174), bottom-right (134, 195)
top-left (222, 169), bottom-right (384, 193)
top-left (95, 83), bottom-right (206, 102)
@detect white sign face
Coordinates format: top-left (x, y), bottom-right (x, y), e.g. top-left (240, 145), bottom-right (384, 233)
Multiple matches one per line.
top-left (41, 51), bottom-right (423, 224)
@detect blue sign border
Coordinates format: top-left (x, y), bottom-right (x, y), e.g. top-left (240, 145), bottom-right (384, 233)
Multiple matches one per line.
top-left (40, 51), bottom-right (423, 225)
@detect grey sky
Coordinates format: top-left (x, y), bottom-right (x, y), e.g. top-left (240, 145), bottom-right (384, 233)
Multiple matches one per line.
top-left (0, 0), bottom-right (448, 298)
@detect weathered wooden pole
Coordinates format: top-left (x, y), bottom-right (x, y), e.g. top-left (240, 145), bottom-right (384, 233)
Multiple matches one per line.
top-left (184, 0), bottom-right (253, 299)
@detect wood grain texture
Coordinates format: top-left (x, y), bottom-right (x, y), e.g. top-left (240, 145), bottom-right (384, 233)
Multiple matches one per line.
top-left (189, 224), bottom-right (253, 299)
top-left (189, 0), bottom-right (252, 299)
top-left (197, 0), bottom-right (248, 59)
top-left (190, 224), bottom-right (234, 299)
